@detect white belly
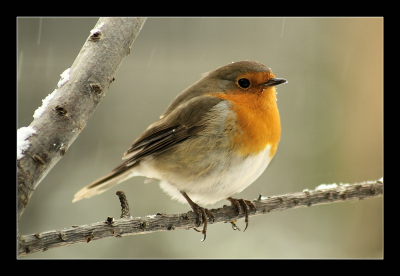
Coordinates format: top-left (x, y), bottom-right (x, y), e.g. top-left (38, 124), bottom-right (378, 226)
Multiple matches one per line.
top-left (141, 144), bottom-right (273, 205)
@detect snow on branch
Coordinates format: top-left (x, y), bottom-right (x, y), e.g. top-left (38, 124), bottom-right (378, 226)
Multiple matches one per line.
top-left (17, 18), bottom-right (147, 222)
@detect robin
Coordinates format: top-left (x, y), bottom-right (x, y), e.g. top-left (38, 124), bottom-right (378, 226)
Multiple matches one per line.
top-left (73, 60), bottom-right (286, 241)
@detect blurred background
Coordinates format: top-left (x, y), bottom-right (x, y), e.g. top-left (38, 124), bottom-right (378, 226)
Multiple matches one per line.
top-left (17, 17), bottom-right (383, 259)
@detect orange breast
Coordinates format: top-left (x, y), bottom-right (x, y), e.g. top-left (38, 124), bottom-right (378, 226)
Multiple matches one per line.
top-left (212, 87), bottom-right (281, 157)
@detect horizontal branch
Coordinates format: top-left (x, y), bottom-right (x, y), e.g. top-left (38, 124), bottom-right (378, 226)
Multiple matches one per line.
top-left (17, 179), bottom-right (383, 256)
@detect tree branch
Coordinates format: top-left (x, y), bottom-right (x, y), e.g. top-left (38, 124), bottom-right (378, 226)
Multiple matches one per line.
top-left (116, 191), bottom-right (131, 218)
top-left (17, 17), bottom-right (147, 222)
top-left (17, 179), bottom-right (383, 256)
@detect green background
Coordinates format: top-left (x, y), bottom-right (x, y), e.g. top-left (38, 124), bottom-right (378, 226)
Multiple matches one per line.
top-left (17, 17), bottom-right (383, 259)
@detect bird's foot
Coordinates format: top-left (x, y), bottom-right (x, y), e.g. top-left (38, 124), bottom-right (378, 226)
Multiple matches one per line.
top-left (227, 197), bottom-right (256, 232)
top-left (181, 191), bottom-right (214, 241)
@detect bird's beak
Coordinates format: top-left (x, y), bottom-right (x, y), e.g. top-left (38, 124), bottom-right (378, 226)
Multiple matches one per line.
top-left (262, 78), bottom-right (287, 88)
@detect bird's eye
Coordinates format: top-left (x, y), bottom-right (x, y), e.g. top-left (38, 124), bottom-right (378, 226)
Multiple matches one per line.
top-left (238, 78), bottom-right (250, 88)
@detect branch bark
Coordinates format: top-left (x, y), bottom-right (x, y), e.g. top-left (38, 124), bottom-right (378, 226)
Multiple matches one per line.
top-left (17, 179), bottom-right (383, 256)
top-left (116, 191), bottom-right (131, 218)
top-left (17, 17), bottom-right (147, 223)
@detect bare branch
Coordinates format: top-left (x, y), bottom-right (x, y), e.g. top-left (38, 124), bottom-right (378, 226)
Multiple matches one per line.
top-left (17, 179), bottom-right (383, 256)
top-left (17, 18), bottom-right (147, 222)
top-left (116, 191), bottom-right (131, 218)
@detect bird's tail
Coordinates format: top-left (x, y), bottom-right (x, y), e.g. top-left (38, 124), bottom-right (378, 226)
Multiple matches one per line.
top-left (72, 167), bottom-right (138, 202)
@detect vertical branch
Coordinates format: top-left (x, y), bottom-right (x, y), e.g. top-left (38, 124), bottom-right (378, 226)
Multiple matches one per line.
top-left (17, 17), bottom-right (147, 222)
top-left (116, 191), bottom-right (131, 218)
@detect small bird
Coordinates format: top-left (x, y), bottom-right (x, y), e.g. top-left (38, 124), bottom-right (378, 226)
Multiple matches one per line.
top-left (73, 60), bottom-right (286, 240)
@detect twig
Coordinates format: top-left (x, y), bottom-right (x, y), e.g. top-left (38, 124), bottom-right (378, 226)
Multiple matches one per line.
top-left (17, 17), bottom-right (147, 222)
top-left (116, 191), bottom-right (131, 218)
top-left (17, 179), bottom-right (383, 256)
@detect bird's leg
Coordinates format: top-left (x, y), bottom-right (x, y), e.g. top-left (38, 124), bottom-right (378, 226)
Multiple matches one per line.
top-left (227, 197), bottom-right (256, 232)
top-left (181, 191), bottom-right (214, 241)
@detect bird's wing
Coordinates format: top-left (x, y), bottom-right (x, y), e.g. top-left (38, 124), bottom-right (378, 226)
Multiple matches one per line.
top-left (73, 95), bottom-right (223, 202)
top-left (121, 95), bottom-right (223, 162)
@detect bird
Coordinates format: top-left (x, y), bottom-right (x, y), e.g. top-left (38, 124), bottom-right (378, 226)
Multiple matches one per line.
top-left (73, 60), bottom-right (286, 241)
